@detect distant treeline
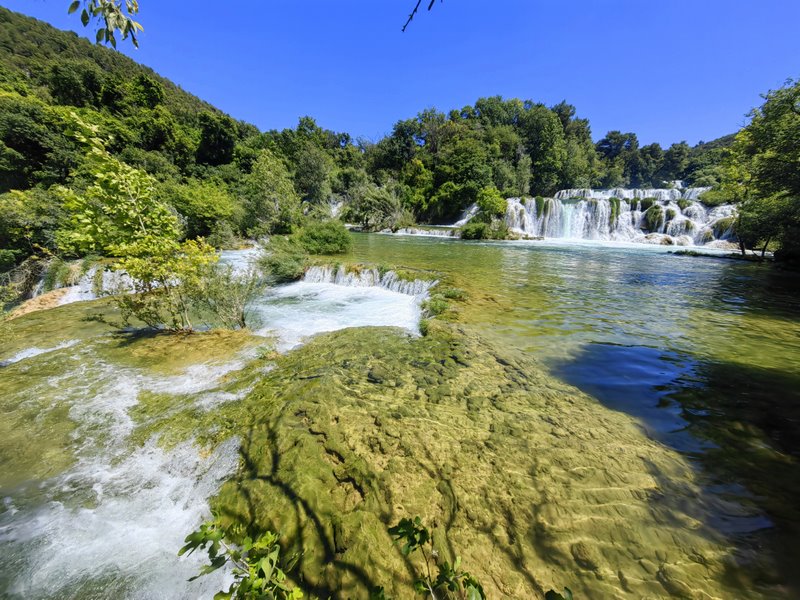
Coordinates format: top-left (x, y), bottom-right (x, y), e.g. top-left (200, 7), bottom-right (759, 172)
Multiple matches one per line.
top-left (0, 6), bottom-right (731, 270)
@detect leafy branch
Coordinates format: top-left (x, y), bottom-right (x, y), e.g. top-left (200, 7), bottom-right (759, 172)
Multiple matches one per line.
top-left (386, 516), bottom-right (485, 600)
top-left (68, 0), bottom-right (142, 48)
top-left (179, 519), bottom-right (303, 600)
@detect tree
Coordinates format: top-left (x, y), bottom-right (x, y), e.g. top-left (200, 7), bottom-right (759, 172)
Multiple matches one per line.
top-left (476, 186), bottom-right (506, 217)
top-left (162, 179), bottom-right (237, 239)
top-left (56, 114), bottom-right (220, 331)
top-left (240, 149), bottom-right (301, 236)
top-left (293, 140), bottom-right (333, 203)
top-left (197, 112), bottom-right (237, 166)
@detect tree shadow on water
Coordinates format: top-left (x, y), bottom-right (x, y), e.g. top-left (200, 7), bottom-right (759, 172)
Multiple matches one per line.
top-left (554, 342), bottom-right (800, 596)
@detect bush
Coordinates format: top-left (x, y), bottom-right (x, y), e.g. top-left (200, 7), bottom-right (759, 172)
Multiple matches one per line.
top-left (608, 197), bottom-right (621, 226)
top-left (296, 220), bottom-right (352, 254)
top-left (259, 239), bottom-right (308, 284)
top-left (460, 222), bottom-right (489, 240)
top-left (644, 205), bottom-right (664, 231)
top-left (476, 186), bottom-right (507, 218)
top-left (207, 221), bottom-right (239, 250)
top-left (639, 197), bottom-right (658, 211)
top-left (0, 249), bottom-right (18, 272)
top-left (193, 264), bottom-right (264, 330)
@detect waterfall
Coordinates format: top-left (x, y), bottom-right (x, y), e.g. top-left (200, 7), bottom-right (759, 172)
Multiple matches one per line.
top-left (303, 265), bottom-right (436, 297)
top-left (507, 188), bottom-right (735, 246)
top-left (452, 202), bottom-right (479, 226)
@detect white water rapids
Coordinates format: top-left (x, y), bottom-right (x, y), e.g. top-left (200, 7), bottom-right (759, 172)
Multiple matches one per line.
top-left (505, 188), bottom-right (736, 246)
top-left (0, 252), bottom-right (430, 599)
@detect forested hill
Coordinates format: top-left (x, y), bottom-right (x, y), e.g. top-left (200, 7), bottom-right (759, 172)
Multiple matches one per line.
top-left (0, 5), bottom-right (734, 273)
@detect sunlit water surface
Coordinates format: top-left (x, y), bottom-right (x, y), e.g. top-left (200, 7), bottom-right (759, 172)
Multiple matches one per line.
top-left (351, 233), bottom-right (800, 592)
top-left (1, 234), bottom-right (799, 597)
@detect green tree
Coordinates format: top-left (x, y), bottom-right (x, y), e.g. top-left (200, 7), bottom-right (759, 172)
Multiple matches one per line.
top-left (476, 186), bottom-right (507, 217)
top-left (162, 179), bottom-right (237, 239)
top-left (56, 114), bottom-right (220, 331)
top-left (241, 149), bottom-right (301, 236)
top-left (197, 111), bottom-right (237, 166)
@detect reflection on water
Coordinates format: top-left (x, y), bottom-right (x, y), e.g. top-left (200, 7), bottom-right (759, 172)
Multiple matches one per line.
top-left (351, 233), bottom-right (800, 593)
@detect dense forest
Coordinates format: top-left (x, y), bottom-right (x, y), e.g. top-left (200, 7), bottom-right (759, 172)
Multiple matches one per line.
top-left (0, 6), bottom-right (741, 273)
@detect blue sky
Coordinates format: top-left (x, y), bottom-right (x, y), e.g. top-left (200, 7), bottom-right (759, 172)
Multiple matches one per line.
top-left (5, 1), bottom-right (800, 146)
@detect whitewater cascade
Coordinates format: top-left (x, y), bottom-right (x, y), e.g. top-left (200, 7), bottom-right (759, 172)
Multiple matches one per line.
top-left (505, 188), bottom-right (737, 246)
top-left (302, 265), bottom-right (436, 297)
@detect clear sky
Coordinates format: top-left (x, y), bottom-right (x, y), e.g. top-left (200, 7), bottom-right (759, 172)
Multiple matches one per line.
top-left (4, 1), bottom-right (800, 146)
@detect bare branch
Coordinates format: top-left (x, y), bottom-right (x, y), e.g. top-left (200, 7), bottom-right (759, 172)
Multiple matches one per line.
top-left (402, 0), bottom-right (440, 33)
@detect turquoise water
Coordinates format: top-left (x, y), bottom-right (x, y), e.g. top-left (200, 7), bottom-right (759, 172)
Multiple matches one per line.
top-left (352, 233), bottom-right (800, 592)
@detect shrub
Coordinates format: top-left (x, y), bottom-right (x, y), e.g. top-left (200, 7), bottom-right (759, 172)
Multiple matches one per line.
top-left (193, 265), bottom-right (264, 330)
top-left (0, 249), bottom-right (19, 272)
top-left (258, 239), bottom-right (308, 284)
top-left (440, 287), bottom-right (467, 301)
top-left (535, 196), bottom-right (545, 217)
top-left (42, 257), bottom-right (72, 292)
top-left (207, 221), bottom-right (239, 250)
top-left (296, 220), bottom-right (352, 254)
top-left (608, 197), bottom-right (620, 226)
top-left (644, 205), bottom-right (664, 231)
top-left (422, 294), bottom-right (449, 316)
top-left (476, 186), bottom-right (507, 218)
top-left (460, 222), bottom-right (489, 240)
top-left (712, 216), bottom-right (736, 238)
top-left (639, 197), bottom-right (657, 211)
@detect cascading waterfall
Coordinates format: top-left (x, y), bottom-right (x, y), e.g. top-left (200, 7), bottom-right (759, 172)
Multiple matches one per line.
top-left (507, 188), bottom-right (736, 246)
top-left (303, 265), bottom-right (436, 297)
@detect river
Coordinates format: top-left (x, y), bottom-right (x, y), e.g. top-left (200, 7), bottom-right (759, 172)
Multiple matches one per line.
top-left (1, 234), bottom-right (798, 598)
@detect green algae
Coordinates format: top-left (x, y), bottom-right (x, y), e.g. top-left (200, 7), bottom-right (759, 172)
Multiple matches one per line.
top-left (3, 241), bottom-right (799, 599)
top-left (134, 323), bottom-right (749, 599)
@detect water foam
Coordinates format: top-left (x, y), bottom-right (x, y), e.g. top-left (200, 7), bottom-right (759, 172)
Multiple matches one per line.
top-left (0, 339), bottom-right (80, 367)
top-left (0, 350), bottom-right (247, 599)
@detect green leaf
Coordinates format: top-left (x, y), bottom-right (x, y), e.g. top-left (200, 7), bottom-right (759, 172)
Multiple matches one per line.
top-left (96, 28), bottom-right (105, 43)
top-left (68, 1), bottom-right (80, 14)
top-left (80, 9), bottom-right (90, 26)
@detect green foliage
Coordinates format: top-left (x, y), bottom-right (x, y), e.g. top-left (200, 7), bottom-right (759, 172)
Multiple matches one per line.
top-left (207, 222), bottom-right (239, 250)
top-left (608, 196), bottom-right (620, 226)
top-left (439, 286), bottom-right (467, 300)
top-left (348, 183), bottom-right (405, 231)
top-left (643, 205), bottom-right (664, 231)
top-left (476, 186), bottom-right (507, 217)
top-left (638, 197), bottom-right (657, 211)
top-left (295, 220), bottom-right (352, 255)
top-left (706, 79), bottom-right (800, 258)
top-left (241, 149), bottom-right (302, 236)
top-left (459, 220), bottom-right (508, 241)
top-left (55, 116), bottom-right (181, 256)
top-left (161, 179), bottom-right (237, 239)
top-left (534, 195), bottom-right (545, 217)
top-left (42, 257), bottom-right (72, 291)
top-left (180, 519), bottom-right (303, 600)
top-left (197, 112), bottom-right (237, 166)
top-left (387, 517), bottom-right (486, 600)
top-left (258, 239), bottom-right (308, 284)
top-left (192, 265), bottom-right (263, 330)
top-left (56, 115), bottom-right (223, 331)
top-left (459, 222), bottom-right (489, 240)
top-left (422, 294), bottom-right (449, 317)
top-left (69, 0), bottom-right (143, 48)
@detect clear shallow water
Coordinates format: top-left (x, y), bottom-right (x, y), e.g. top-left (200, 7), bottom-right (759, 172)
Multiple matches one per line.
top-left (3, 236), bottom-right (800, 597)
top-left (350, 233), bottom-right (800, 591)
top-left (0, 276), bottom-right (425, 599)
